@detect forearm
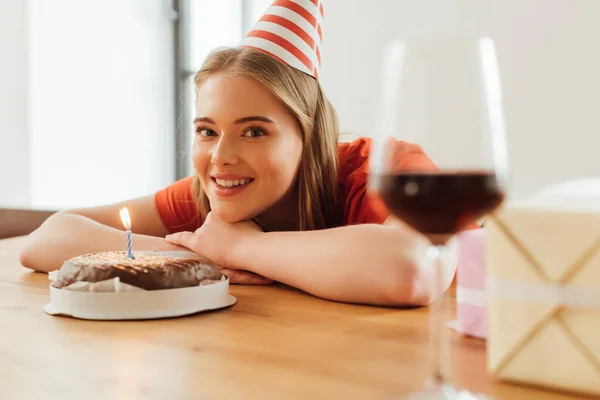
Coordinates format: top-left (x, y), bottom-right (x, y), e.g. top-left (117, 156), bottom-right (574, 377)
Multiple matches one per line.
top-left (236, 224), bottom-right (446, 306)
top-left (19, 212), bottom-right (186, 273)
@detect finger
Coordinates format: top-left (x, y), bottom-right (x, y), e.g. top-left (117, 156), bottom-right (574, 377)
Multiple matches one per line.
top-left (165, 231), bottom-right (195, 247)
top-left (221, 269), bottom-right (273, 285)
top-left (222, 269), bottom-right (273, 285)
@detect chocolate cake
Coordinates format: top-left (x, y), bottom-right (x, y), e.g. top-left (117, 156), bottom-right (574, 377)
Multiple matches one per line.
top-left (52, 251), bottom-right (222, 291)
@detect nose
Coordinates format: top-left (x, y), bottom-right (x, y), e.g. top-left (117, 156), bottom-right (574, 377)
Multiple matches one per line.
top-left (211, 135), bottom-right (240, 167)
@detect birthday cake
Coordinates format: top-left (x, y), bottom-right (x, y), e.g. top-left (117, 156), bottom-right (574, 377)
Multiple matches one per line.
top-left (52, 251), bottom-right (222, 291)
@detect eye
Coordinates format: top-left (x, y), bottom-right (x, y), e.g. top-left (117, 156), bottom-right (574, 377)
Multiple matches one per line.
top-left (243, 126), bottom-right (266, 138)
top-left (195, 126), bottom-right (218, 137)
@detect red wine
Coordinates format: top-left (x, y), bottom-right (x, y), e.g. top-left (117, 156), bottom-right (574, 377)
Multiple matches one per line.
top-left (377, 171), bottom-right (504, 234)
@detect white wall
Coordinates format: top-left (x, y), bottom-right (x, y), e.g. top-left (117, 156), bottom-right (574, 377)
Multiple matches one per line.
top-left (321, 0), bottom-right (600, 200)
top-left (0, 0), bottom-right (30, 208)
top-left (28, 0), bottom-right (176, 209)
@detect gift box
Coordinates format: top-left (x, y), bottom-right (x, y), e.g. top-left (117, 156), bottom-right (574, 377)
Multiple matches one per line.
top-left (450, 228), bottom-right (488, 339)
top-left (485, 194), bottom-right (600, 397)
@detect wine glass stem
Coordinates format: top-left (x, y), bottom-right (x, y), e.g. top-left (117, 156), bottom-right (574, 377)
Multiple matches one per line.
top-left (428, 244), bottom-right (448, 388)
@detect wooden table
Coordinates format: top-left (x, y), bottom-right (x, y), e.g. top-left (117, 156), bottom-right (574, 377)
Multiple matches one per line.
top-left (0, 236), bottom-right (585, 399)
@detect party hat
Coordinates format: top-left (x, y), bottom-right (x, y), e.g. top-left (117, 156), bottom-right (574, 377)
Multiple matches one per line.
top-left (240, 0), bottom-right (324, 79)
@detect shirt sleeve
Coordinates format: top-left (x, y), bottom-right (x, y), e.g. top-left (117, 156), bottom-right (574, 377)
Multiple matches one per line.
top-left (340, 138), bottom-right (438, 226)
top-left (154, 176), bottom-right (202, 234)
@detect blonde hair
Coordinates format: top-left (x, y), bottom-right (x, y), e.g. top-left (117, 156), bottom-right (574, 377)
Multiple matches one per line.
top-left (191, 47), bottom-right (340, 230)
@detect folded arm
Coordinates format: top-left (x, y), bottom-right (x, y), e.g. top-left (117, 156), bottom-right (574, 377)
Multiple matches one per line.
top-left (166, 214), bottom-right (457, 307)
top-left (19, 195), bottom-right (187, 273)
top-left (237, 222), bottom-right (456, 306)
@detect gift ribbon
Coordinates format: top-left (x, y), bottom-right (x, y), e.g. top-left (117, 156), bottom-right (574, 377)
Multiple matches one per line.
top-left (487, 278), bottom-right (600, 309)
top-left (457, 280), bottom-right (600, 309)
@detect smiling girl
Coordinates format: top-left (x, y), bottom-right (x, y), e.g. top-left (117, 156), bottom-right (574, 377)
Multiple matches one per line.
top-left (19, 1), bottom-right (456, 306)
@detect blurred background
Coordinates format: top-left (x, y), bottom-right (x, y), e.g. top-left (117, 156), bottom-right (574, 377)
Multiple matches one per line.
top-left (1, 0), bottom-right (599, 212)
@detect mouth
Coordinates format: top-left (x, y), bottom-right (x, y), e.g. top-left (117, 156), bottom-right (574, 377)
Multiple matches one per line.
top-left (212, 177), bottom-right (254, 188)
top-left (210, 177), bottom-right (255, 196)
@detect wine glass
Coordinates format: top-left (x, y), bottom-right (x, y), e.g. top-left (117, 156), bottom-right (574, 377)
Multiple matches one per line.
top-left (369, 35), bottom-right (509, 399)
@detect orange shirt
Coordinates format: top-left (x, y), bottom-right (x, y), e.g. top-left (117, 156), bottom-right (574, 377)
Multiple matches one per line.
top-left (154, 137), bottom-right (438, 234)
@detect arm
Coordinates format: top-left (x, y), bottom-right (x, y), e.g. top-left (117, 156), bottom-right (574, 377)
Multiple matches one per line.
top-left (165, 214), bottom-right (457, 307)
top-left (238, 223), bottom-right (456, 307)
top-left (19, 195), bottom-right (187, 273)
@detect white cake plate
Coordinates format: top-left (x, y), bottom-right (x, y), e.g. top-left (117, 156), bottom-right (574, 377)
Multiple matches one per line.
top-left (44, 250), bottom-right (236, 320)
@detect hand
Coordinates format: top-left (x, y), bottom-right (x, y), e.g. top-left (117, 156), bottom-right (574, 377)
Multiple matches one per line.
top-left (164, 212), bottom-right (273, 285)
top-left (219, 268), bottom-right (273, 285)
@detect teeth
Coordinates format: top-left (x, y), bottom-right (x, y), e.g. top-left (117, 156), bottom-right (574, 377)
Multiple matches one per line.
top-left (215, 178), bottom-right (251, 188)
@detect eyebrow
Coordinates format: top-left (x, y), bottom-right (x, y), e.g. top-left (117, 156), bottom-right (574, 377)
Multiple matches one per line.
top-left (193, 116), bottom-right (274, 125)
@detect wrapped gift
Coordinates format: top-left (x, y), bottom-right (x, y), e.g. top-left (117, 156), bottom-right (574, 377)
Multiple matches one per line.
top-left (450, 228), bottom-right (487, 339)
top-left (485, 194), bottom-right (600, 397)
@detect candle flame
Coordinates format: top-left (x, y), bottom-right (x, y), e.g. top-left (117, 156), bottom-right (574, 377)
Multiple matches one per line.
top-left (119, 207), bottom-right (132, 230)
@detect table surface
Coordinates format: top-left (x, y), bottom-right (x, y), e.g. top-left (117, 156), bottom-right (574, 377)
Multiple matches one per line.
top-left (0, 236), bottom-right (586, 400)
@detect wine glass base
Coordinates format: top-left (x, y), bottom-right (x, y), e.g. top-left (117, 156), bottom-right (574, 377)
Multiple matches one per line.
top-left (397, 382), bottom-right (490, 400)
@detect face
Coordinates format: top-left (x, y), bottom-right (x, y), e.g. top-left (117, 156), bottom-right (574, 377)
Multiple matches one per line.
top-left (193, 73), bottom-right (303, 223)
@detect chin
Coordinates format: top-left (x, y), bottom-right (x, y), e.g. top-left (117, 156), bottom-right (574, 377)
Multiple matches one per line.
top-left (209, 204), bottom-right (255, 223)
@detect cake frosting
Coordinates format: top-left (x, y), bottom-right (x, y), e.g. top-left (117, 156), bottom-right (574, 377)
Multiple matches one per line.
top-left (52, 251), bottom-right (222, 291)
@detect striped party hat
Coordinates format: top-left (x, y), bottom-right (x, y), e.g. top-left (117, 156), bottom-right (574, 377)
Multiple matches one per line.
top-left (240, 0), bottom-right (324, 80)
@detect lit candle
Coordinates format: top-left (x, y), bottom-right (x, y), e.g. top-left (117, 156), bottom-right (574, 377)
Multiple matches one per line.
top-left (119, 207), bottom-right (134, 259)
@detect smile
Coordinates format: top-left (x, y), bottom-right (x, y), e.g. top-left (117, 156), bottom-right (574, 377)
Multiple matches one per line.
top-left (214, 178), bottom-right (253, 188)
top-left (211, 177), bottom-right (255, 197)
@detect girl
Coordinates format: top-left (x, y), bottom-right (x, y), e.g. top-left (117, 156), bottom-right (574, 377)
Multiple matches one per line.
top-left (19, 1), bottom-right (456, 306)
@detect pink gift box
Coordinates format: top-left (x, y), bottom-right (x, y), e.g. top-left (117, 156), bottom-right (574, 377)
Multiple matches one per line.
top-left (451, 228), bottom-right (487, 339)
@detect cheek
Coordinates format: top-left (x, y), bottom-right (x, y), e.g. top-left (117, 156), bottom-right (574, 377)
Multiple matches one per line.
top-left (192, 142), bottom-right (211, 176)
top-left (257, 146), bottom-right (302, 191)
